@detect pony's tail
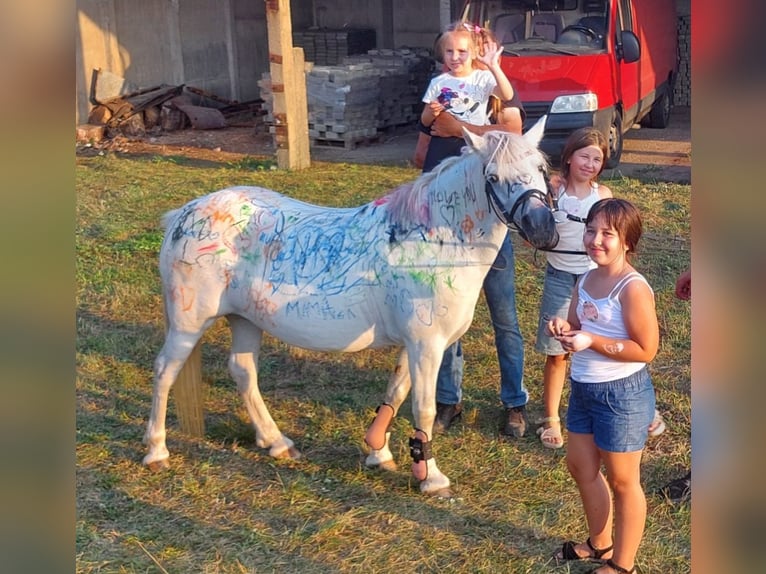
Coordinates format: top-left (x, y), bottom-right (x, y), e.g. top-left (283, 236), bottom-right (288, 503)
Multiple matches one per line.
top-left (160, 208), bottom-right (182, 230)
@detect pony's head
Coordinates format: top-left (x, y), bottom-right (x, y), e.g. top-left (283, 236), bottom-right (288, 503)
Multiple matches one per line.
top-left (463, 117), bottom-right (558, 250)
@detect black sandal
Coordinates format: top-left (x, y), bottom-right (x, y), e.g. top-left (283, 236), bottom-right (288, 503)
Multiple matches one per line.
top-left (590, 558), bottom-right (642, 573)
top-left (558, 536), bottom-right (613, 561)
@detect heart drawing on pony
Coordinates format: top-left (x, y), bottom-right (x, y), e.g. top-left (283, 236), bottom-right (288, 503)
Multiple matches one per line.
top-left (143, 117), bottom-right (558, 497)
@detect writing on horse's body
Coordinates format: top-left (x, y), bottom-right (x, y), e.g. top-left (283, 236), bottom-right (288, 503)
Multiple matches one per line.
top-left (143, 119), bottom-right (557, 496)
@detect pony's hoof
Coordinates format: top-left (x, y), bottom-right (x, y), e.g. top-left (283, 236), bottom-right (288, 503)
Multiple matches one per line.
top-left (144, 457), bottom-right (170, 472)
top-left (364, 451), bottom-right (397, 472)
top-left (377, 459), bottom-right (398, 472)
top-left (366, 458), bottom-right (398, 472)
top-left (274, 446), bottom-right (302, 460)
top-left (429, 487), bottom-right (455, 499)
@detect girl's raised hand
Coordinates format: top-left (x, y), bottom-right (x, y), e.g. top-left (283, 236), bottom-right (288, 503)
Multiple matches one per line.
top-left (477, 40), bottom-right (502, 68)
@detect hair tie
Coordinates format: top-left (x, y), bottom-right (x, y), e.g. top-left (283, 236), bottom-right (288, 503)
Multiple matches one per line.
top-left (462, 22), bottom-right (483, 34)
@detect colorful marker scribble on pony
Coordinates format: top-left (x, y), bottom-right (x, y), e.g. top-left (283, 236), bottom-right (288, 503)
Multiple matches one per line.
top-left (143, 121), bottom-right (557, 497)
top-left (166, 186), bottom-right (481, 328)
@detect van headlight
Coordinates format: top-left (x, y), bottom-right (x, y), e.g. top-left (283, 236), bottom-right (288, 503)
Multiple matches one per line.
top-left (550, 93), bottom-right (598, 113)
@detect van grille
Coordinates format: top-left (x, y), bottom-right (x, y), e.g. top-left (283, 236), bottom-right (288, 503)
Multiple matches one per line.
top-left (521, 102), bottom-right (551, 130)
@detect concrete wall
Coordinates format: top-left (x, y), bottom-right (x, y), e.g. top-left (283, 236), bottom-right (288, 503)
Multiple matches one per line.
top-left (76, 0), bottom-right (237, 123)
top-left (232, 1), bottom-right (269, 105)
top-left (307, 0), bottom-right (442, 48)
top-left (75, 0), bottom-right (443, 124)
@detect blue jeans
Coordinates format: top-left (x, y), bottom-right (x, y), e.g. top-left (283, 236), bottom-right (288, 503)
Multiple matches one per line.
top-left (435, 232), bottom-right (527, 409)
top-left (567, 366), bottom-right (655, 452)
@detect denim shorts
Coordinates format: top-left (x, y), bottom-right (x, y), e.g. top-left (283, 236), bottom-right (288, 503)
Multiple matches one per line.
top-left (566, 366), bottom-right (655, 452)
top-left (535, 264), bottom-right (581, 355)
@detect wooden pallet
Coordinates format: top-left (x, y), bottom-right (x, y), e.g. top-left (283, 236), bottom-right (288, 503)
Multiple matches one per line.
top-left (311, 133), bottom-right (382, 150)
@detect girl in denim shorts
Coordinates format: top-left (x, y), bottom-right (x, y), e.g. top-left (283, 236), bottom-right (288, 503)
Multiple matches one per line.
top-left (534, 128), bottom-right (612, 448)
top-left (548, 198), bottom-right (659, 574)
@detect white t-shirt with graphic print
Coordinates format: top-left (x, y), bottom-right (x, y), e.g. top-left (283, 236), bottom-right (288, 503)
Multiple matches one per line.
top-left (422, 69), bottom-right (497, 127)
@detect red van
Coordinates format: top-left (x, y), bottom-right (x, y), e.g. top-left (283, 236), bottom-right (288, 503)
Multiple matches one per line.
top-left (460, 0), bottom-right (678, 167)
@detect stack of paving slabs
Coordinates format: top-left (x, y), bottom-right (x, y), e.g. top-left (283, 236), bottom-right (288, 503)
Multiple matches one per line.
top-left (344, 48), bottom-right (434, 130)
top-left (258, 66), bottom-right (378, 149)
top-left (305, 63), bottom-right (381, 147)
top-left (258, 48), bottom-right (434, 149)
top-left (292, 28), bottom-right (376, 66)
top-left (256, 73), bottom-right (275, 128)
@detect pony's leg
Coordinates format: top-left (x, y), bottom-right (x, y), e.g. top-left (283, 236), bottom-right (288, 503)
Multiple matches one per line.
top-left (227, 315), bottom-right (300, 460)
top-left (365, 348), bottom-right (412, 472)
top-left (143, 328), bottom-right (205, 470)
top-left (408, 345), bottom-right (452, 496)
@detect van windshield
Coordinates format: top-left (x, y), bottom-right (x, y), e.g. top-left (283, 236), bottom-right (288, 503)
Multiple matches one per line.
top-left (461, 0), bottom-right (609, 55)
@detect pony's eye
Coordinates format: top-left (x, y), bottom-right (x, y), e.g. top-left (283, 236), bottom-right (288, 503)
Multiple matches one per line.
top-left (486, 173), bottom-right (499, 183)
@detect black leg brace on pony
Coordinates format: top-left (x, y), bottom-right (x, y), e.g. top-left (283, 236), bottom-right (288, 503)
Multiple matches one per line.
top-left (409, 430), bottom-right (433, 480)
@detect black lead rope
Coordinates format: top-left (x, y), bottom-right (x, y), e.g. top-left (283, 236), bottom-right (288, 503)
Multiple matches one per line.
top-left (538, 247), bottom-right (587, 254)
top-left (532, 245), bottom-right (587, 268)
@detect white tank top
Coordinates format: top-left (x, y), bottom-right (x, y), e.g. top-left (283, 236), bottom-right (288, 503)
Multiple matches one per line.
top-left (547, 182), bottom-right (601, 273)
top-left (570, 270), bottom-right (653, 383)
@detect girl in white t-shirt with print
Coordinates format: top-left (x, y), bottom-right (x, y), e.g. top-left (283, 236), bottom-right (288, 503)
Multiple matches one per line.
top-left (419, 22), bottom-right (515, 172)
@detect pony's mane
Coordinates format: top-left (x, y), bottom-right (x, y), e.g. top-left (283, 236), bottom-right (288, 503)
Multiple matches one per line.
top-left (482, 130), bottom-right (546, 182)
top-left (384, 152), bottom-right (479, 228)
top-left (384, 131), bottom-right (545, 229)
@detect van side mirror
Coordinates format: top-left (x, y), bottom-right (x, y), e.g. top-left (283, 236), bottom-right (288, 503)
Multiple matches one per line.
top-left (618, 30), bottom-right (641, 63)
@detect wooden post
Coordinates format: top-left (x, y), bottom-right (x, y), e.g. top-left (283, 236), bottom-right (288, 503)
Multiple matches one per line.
top-left (172, 342), bottom-right (205, 437)
top-left (266, 0), bottom-right (310, 170)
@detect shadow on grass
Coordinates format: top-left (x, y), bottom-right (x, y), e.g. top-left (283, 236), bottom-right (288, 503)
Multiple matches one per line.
top-left (76, 306), bottom-right (555, 571)
top-left (77, 401), bottom-right (556, 572)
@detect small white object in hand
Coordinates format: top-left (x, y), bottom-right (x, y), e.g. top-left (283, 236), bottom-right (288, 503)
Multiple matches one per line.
top-left (570, 332), bottom-right (592, 351)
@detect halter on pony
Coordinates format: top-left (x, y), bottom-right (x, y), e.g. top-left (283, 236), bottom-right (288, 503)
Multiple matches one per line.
top-left (485, 179), bottom-right (552, 243)
top-left (478, 130), bottom-right (559, 248)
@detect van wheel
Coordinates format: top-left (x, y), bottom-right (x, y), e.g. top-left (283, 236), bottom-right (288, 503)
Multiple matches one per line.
top-left (642, 84), bottom-right (672, 128)
top-left (605, 112), bottom-right (623, 169)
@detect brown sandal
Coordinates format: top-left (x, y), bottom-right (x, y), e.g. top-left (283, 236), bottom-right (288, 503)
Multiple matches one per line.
top-left (557, 536), bottom-right (613, 561)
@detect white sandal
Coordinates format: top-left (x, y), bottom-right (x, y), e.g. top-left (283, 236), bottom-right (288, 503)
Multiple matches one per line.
top-left (536, 416), bottom-right (564, 449)
top-left (648, 409), bottom-right (666, 437)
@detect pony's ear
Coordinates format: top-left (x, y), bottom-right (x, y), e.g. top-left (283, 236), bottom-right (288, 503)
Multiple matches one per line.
top-left (523, 115), bottom-right (547, 147)
top-left (462, 127), bottom-right (484, 151)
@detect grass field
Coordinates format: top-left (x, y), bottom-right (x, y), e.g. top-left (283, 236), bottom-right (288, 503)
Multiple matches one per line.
top-left (76, 150), bottom-right (690, 573)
